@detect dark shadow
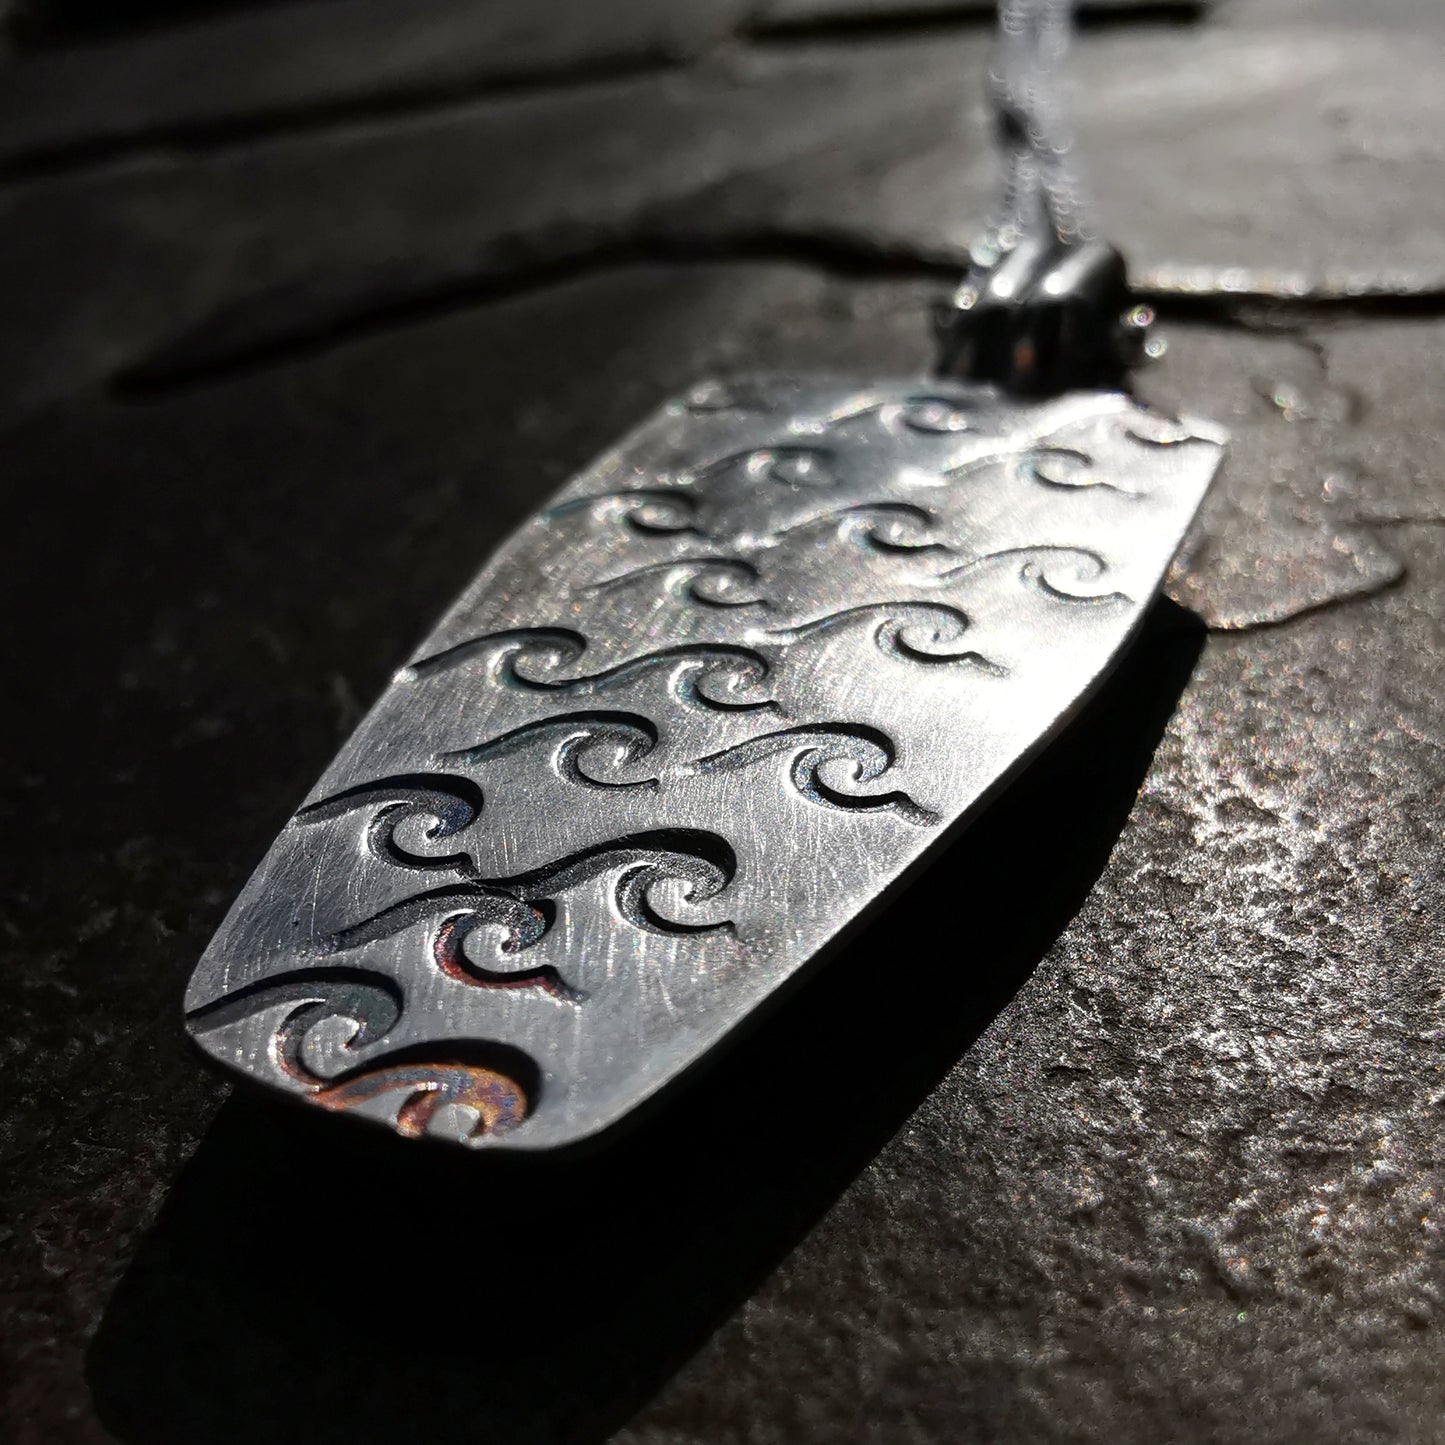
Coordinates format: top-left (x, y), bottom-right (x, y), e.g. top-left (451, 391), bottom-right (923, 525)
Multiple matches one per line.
top-left (87, 598), bottom-right (1204, 1445)
top-left (8, 0), bottom-right (318, 47)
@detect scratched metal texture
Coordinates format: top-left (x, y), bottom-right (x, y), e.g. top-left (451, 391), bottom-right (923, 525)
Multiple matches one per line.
top-left (183, 378), bottom-right (1223, 1148)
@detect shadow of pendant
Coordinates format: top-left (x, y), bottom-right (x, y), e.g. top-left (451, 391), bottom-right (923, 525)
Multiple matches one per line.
top-left (90, 597), bottom-right (1204, 1445)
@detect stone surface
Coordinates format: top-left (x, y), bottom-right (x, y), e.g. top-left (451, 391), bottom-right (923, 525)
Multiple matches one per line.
top-left (0, 0), bottom-right (751, 173)
top-left (7, 253), bottom-right (1445, 1443)
top-left (3, 4), bottom-right (1444, 428)
top-left (753, 0), bottom-right (1206, 28)
top-left (1150, 324), bottom-right (1406, 629)
top-left (0, 0), bottom-right (1206, 176)
top-left (613, 556), bottom-right (1445, 1445)
top-left (4, 2), bottom-right (1445, 1443)
top-left (0, 38), bottom-right (990, 424)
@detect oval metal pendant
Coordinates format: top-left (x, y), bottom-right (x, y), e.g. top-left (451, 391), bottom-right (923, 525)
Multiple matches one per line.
top-left (185, 377), bottom-right (1225, 1149)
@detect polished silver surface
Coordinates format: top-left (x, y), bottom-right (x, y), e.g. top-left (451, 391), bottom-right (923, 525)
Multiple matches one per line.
top-left (184, 377), bottom-right (1225, 1150)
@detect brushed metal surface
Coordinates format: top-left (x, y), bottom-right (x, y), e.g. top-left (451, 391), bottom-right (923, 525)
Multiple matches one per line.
top-left (184, 377), bottom-right (1225, 1150)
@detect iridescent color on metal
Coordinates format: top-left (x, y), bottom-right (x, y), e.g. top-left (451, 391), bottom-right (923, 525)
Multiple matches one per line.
top-left (184, 377), bottom-right (1225, 1150)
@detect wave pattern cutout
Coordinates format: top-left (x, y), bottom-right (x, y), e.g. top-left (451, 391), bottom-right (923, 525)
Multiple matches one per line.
top-left (311, 1057), bottom-right (529, 1142)
top-left (932, 545), bottom-right (1129, 605)
top-left (1124, 415), bottom-right (1217, 448)
top-left (318, 830), bottom-right (737, 1001)
top-left (433, 707), bottom-right (934, 824)
top-left (1015, 448), bottom-right (1139, 497)
top-left (439, 712), bottom-right (660, 791)
top-left (186, 969), bottom-right (533, 1143)
top-left (188, 968), bottom-right (404, 1078)
top-left (763, 602), bottom-right (1005, 673)
top-left (687, 444), bottom-right (839, 491)
top-left (296, 774), bottom-right (485, 871)
top-left (821, 391), bottom-right (976, 436)
top-left (409, 630), bottom-right (779, 714)
top-left (686, 725), bottom-right (938, 825)
top-left (543, 488), bottom-right (703, 538)
top-left (760, 501), bottom-right (948, 557)
top-left (578, 557), bottom-right (767, 610)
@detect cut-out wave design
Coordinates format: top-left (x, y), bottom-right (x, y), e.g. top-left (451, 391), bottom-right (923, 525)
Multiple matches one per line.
top-left (760, 501), bottom-right (948, 556)
top-left (1123, 415), bottom-right (1215, 447)
top-left (186, 968), bottom-right (534, 1142)
top-left (931, 544), bottom-right (1129, 605)
top-left (407, 629), bottom-right (779, 714)
top-left (686, 725), bottom-right (938, 825)
top-left (318, 829), bottom-right (738, 1000)
top-left (323, 886), bottom-right (565, 994)
top-left (822, 391), bottom-right (976, 437)
top-left (188, 967), bottom-right (403, 1077)
top-left (578, 556), bottom-right (767, 610)
top-left (762, 602), bottom-right (1004, 673)
top-left (437, 709), bottom-right (934, 823)
top-left (543, 488), bottom-right (703, 538)
top-left (439, 711), bottom-right (660, 792)
top-left (1016, 447), bottom-right (1139, 497)
top-left (687, 444), bottom-right (838, 490)
top-left (311, 1055), bottom-right (529, 1142)
top-left (296, 774), bottom-right (485, 871)
top-left (943, 446), bottom-right (1137, 496)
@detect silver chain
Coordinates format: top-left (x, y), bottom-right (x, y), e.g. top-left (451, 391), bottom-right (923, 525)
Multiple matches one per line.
top-left (938, 0), bottom-right (1148, 388)
top-left (984, 0), bottom-right (1087, 255)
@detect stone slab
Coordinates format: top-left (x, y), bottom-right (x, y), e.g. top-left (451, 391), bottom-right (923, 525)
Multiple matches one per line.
top-left (2, 10), bottom-right (1443, 431)
top-left (0, 0), bottom-right (750, 171)
top-left (4, 253), bottom-right (1445, 1440)
top-left (6, 2), bottom-right (1445, 1440)
top-left (0, 0), bottom-right (1213, 177)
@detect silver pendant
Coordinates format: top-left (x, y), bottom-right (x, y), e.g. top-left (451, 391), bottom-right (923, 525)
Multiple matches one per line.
top-left (185, 377), bottom-right (1224, 1149)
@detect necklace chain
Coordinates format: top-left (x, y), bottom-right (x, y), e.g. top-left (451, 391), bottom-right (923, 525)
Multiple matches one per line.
top-left (986, 0), bottom-right (1086, 253)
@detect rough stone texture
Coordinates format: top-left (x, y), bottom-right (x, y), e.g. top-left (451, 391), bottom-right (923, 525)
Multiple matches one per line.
top-left (615, 554), bottom-right (1445, 1445)
top-left (1155, 324), bottom-right (1407, 629)
top-left (0, 0), bottom-right (753, 173)
top-left (3, 3), bottom-right (1444, 427)
top-left (4, 2), bottom-right (1445, 1443)
top-left (0, 0), bottom-right (1202, 176)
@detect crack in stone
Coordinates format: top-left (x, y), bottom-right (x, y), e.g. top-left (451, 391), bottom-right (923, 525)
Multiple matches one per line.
top-left (113, 225), bottom-right (1445, 399)
top-left (1155, 327), bottom-right (1417, 634)
top-left (1359, 515), bottom-right (1445, 528)
top-left (102, 225), bottom-right (1437, 642)
top-left (1140, 274), bottom-right (1445, 324)
top-left (0, 0), bottom-right (1206, 185)
top-left (1168, 564), bottom-right (1406, 635)
top-left (110, 226), bottom-right (965, 395)
top-left (744, 0), bottom-right (1209, 42)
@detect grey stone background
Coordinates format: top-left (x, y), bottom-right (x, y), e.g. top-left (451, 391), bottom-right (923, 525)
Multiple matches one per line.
top-left (2, 1), bottom-right (1443, 1441)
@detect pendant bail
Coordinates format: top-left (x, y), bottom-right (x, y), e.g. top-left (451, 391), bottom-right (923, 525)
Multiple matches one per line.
top-left (934, 236), bottom-right (1156, 396)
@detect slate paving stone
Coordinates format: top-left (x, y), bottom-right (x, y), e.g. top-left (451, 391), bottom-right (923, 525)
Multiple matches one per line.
top-left (5, 2), bottom-right (1445, 1441)
top-left (0, 0), bottom-right (753, 174)
top-left (1151, 315), bottom-right (1445, 629)
top-left (0, 40), bottom-right (990, 424)
top-left (2, 6), bottom-right (1442, 432)
top-left (0, 0), bottom-right (1205, 175)
top-left (1149, 322), bottom-right (1408, 629)
top-left (1, 262), bottom-right (936, 1445)
top-left (613, 556), bottom-right (1445, 1445)
top-left (4, 251), bottom-right (1445, 1440)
